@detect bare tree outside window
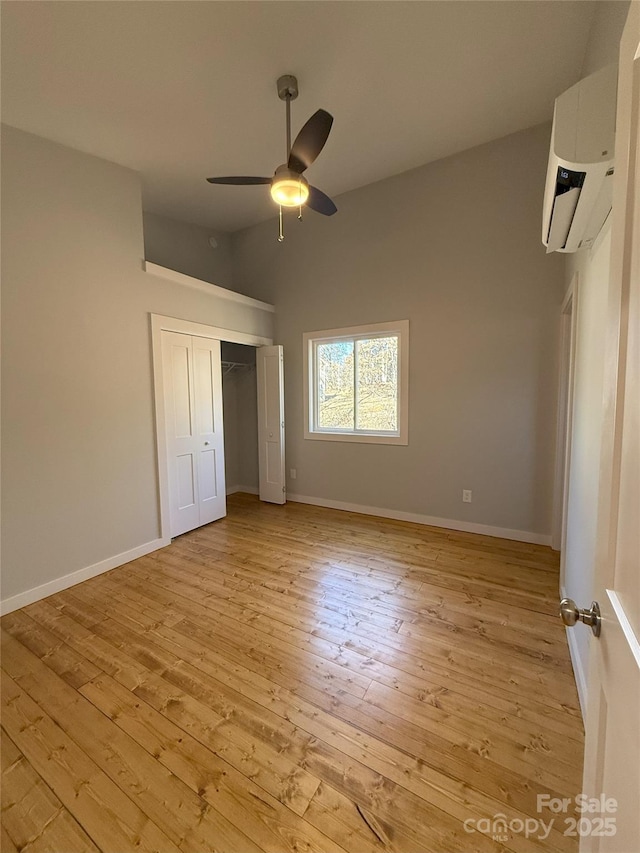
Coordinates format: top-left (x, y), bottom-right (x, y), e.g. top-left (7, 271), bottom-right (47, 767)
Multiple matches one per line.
top-left (317, 340), bottom-right (354, 429)
top-left (355, 337), bottom-right (398, 431)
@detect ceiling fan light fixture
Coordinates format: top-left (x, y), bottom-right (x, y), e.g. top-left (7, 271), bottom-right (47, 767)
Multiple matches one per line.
top-left (270, 168), bottom-right (309, 207)
top-left (271, 179), bottom-right (309, 207)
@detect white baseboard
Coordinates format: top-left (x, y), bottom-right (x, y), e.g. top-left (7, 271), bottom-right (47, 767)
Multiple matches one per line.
top-left (561, 585), bottom-right (588, 721)
top-left (286, 493), bottom-right (552, 546)
top-left (226, 485), bottom-right (259, 496)
top-left (0, 537), bottom-right (170, 616)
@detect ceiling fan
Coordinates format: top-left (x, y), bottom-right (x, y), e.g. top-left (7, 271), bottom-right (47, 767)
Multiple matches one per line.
top-left (206, 74), bottom-right (337, 241)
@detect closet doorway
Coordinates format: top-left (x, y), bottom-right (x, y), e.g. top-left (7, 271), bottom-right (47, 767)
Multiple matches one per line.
top-left (221, 342), bottom-right (259, 499)
top-left (151, 314), bottom-right (283, 541)
top-left (222, 342), bottom-right (286, 506)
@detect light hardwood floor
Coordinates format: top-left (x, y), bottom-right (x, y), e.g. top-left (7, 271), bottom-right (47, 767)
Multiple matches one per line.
top-left (1, 493), bottom-right (584, 853)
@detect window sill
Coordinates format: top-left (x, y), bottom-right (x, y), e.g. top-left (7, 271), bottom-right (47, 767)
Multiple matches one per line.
top-left (304, 431), bottom-right (408, 446)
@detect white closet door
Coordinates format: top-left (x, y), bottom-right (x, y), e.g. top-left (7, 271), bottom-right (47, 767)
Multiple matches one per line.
top-left (161, 331), bottom-right (226, 537)
top-left (257, 345), bottom-right (285, 504)
top-left (192, 336), bottom-right (226, 526)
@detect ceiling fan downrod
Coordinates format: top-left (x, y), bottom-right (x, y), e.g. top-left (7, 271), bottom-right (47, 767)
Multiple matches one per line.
top-left (277, 74), bottom-right (299, 161)
top-left (277, 74), bottom-right (299, 240)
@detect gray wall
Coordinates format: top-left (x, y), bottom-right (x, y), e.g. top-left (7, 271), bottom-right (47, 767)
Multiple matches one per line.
top-left (222, 372), bottom-right (240, 489)
top-left (236, 368), bottom-right (259, 490)
top-left (581, 0), bottom-right (630, 77)
top-left (143, 210), bottom-right (234, 288)
top-left (231, 123), bottom-right (566, 538)
top-left (1, 125), bottom-right (272, 604)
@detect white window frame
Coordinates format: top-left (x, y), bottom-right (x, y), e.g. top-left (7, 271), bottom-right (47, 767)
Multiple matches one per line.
top-left (303, 320), bottom-right (409, 445)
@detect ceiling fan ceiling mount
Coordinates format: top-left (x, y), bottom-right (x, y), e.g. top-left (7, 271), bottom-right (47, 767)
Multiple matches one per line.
top-left (277, 74), bottom-right (299, 102)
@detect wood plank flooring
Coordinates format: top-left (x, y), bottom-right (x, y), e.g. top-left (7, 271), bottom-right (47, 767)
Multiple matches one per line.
top-left (1, 493), bottom-right (584, 853)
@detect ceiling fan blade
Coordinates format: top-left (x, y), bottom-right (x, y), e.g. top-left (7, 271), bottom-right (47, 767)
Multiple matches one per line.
top-left (288, 109), bottom-right (333, 173)
top-left (307, 185), bottom-right (337, 216)
top-left (206, 176), bottom-right (271, 185)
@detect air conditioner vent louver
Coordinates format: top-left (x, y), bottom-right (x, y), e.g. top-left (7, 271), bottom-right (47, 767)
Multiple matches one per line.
top-left (545, 168), bottom-right (586, 252)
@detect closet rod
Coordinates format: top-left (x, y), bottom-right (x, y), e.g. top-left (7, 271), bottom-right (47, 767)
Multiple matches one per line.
top-left (221, 360), bottom-right (255, 375)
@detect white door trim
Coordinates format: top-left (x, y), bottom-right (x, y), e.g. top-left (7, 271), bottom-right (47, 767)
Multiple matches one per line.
top-left (151, 314), bottom-right (273, 541)
top-left (607, 590), bottom-right (640, 671)
top-left (152, 314), bottom-right (273, 346)
top-left (553, 274), bottom-right (579, 564)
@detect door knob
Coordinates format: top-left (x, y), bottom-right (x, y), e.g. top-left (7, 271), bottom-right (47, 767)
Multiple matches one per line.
top-left (204, 441), bottom-right (210, 446)
top-left (559, 598), bottom-right (601, 637)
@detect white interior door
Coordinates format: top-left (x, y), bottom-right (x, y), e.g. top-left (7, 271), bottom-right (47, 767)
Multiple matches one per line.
top-left (257, 345), bottom-right (285, 504)
top-left (577, 10), bottom-right (640, 852)
top-left (161, 331), bottom-right (226, 536)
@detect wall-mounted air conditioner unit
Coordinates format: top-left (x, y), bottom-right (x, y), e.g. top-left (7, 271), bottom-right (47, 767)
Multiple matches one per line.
top-left (542, 63), bottom-right (617, 254)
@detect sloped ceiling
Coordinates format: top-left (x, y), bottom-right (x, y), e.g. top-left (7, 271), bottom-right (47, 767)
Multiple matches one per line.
top-left (1, 1), bottom-right (598, 231)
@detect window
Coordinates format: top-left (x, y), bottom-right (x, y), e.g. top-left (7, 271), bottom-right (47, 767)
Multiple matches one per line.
top-left (304, 320), bottom-right (409, 444)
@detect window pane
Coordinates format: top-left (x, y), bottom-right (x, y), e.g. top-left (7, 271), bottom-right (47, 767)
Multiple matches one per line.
top-left (316, 341), bottom-right (354, 429)
top-left (355, 336), bottom-right (398, 431)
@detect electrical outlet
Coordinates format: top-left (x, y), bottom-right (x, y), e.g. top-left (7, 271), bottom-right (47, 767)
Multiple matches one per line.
top-left (290, 468), bottom-right (297, 480)
top-left (462, 489), bottom-right (472, 503)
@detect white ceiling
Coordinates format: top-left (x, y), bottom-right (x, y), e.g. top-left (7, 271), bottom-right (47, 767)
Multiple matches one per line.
top-left (2, 1), bottom-right (597, 232)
